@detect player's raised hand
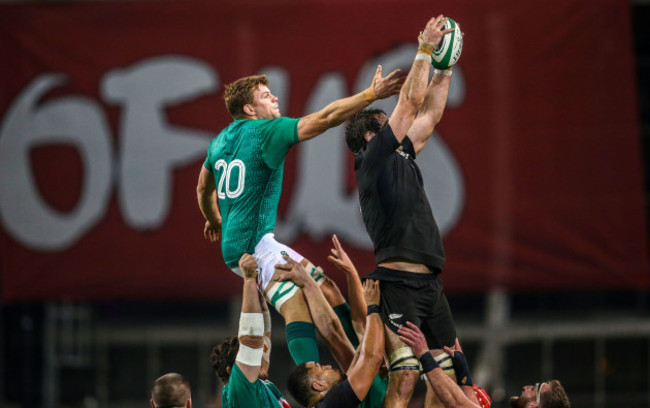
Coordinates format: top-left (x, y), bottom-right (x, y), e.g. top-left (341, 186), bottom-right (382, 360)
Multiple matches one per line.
top-left (370, 65), bottom-right (405, 100)
top-left (327, 234), bottom-right (359, 277)
top-left (238, 253), bottom-right (258, 281)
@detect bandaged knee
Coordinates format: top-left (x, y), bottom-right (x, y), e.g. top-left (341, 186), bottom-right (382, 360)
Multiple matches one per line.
top-left (388, 347), bottom-right (420, 372)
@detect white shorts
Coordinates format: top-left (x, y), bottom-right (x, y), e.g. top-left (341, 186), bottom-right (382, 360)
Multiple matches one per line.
top-left (230, 233), bottom-right (325, 312)
top-left (231, 233), bottom-right (303, 312)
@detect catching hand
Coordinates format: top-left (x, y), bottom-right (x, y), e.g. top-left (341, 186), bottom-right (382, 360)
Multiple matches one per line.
top-left (421, 14), bottom-right (455, 47)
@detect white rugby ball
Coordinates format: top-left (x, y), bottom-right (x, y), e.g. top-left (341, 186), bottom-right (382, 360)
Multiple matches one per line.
top-left (431, 18), bottom-right (463, 70)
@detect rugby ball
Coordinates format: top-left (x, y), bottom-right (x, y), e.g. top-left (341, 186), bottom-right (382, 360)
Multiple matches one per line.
top-left (431, 18), bottom-right (463, 70)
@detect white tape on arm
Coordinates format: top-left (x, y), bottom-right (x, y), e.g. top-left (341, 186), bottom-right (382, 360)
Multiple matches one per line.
top-left (236, 344), bottom-right (264, 366)
top-left (239, 313), bottom-right (264, 337)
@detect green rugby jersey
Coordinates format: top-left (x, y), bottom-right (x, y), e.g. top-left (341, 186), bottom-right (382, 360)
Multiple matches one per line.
top-left (204, 117), bottom-right (300, 269)
top-left (222, 364), bottom-right (290, 408)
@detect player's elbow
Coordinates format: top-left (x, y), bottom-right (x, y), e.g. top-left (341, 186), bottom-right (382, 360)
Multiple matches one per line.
top-left (399, 90), bottom-right (425, 114)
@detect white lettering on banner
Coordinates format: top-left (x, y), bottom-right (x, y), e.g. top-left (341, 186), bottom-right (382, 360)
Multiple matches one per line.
top-left (0, 49), bottom-right (464, 252)
top-left (0, 75), bottom-right (113, 251)
top-left (275, 45), bottom-right (466, 248)
top-left (0, 57), bottom-right (217, 251)
top-left (102, 56), bottom-right (218, 229)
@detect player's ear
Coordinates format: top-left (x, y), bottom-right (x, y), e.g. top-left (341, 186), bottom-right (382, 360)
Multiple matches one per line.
top-left (312, 379), bottom-right (327, 392)
top-left (226, 366), bottom-right (232, 376)
top-left (243, 104), bottom-right (255, 117)
top-left (150, 399), bottom-right (156, 408)
top-left (364, 131), bottom-right (374, 142)
top-left (186, 397), bottom-right (192, 408)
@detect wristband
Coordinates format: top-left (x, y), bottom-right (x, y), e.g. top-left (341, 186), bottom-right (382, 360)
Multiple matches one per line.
top-left (434, 68), bottom-right (453, 77)
top-left (450, 352), bottom-right (474, 386)
top-left (417, 34), bottom-right (436, 56)
top-left (415, 53), bottom-right (430, 62)
top-left (367, 304), bottom-right (380, 315)
top-left (419, 352), bottom-right (439, 373)
top-left (362, 88), bottom-right (376, 103)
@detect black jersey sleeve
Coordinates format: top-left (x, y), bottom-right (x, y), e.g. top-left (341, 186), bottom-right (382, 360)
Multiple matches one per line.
top-left (314, 379), bottom-right (361, 408)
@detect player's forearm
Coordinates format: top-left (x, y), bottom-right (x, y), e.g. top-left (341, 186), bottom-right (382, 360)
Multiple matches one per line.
top-left (424, 369), bottom-right (480, 408)
top-left (398, 56), bottom-right (431, 111)
top-left (297, 90), bottom-right (375, 141)
top-left (197, 188), bottom-right (221, 225)
top-left (302, 280), bottom-right (355, 369)
top-left (419, 73), bottom-right (450, 128)
top-left (302, 280), bottom-right (345, 340)
top-left (345, 271), bottom-right (367, 334)
top-left (359, 313), bottom-right (384, 362)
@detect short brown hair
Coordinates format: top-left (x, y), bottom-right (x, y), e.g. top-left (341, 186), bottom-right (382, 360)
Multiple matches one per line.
top-left (210, 336), bottom-right (239, 385)
top-left (540, 380), bottom-right (570, 408)
top-left (151, 373), bottom-right (190, 408)
top-left (224, 75), bottom-right (269, 119)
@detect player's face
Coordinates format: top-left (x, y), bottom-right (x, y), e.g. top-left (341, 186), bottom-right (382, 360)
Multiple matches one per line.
top-left (366, 112), bottom-right (389, 142)
top-left (251, 85), bottom-right (281, 119)
top-left (515, 382), bottom-right (549, 407)
top-left (306, 362), bottom-right (345, 390)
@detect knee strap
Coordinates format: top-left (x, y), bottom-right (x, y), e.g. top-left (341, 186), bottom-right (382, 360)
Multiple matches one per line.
top-left (434, 353), bottom-right (456, 377)
top-left (388, 347), bottom-right (420, 372)
top-left (265, 280), bottom-right (299, 312)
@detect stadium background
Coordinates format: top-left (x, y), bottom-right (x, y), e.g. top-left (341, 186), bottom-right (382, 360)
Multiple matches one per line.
top-left (1, 0), bottom-right (649, 406)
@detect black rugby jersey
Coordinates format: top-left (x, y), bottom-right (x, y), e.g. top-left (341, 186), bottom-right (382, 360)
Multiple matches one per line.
top-left (354, 124), bottom-right (445, 271)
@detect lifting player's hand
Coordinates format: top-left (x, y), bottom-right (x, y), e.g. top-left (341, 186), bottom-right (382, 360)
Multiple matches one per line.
top-left (363, 279), bottom-right (381, 307)
top-left (273, 255), bottom-right (312, 288)
top-left (397, 321), bottom-right (429, 358)
top-left (203, 220), bottom-right (221, 243)
top-left (238, 253), bottom-right (258, 281)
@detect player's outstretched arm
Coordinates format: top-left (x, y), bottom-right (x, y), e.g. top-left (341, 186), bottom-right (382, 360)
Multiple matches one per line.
top-left (296, 65), bottom-right (404, 142)
top-left (388, 15), bottom-right (454, 144)
top-left (347, 280), bottom-right (384, 400)
top-left (196, 166), bottom-right (221, 243)
top-left (236, 254), bottom-right (266, 383)
top-left (408, 70), bottom-right (452, 156)
top-left (327, 234), bottom-right (366, 337)
top-left (274, 256), bottom-right (356, 371)
top-left (398, 322), bottom-right (480, 408)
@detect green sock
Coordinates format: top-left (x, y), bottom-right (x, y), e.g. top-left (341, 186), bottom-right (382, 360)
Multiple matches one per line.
top-left (333, 303), bottom-right (360, 349)
top-left (286, 321), bottom-right (319, 364)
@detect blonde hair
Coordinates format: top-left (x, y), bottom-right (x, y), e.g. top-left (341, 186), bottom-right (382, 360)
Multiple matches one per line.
top-left (223, 75), bottom-right (269, 119)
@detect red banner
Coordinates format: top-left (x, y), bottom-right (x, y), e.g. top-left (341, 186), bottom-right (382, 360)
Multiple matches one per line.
top-left (0, 0), bottom-right (647, 302)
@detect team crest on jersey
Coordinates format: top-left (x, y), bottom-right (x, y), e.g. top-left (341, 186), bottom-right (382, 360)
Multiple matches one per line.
top-left (388, 313), bottom-right (404, 328)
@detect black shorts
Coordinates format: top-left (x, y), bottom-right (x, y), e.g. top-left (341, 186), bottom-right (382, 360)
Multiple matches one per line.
top-left (363, 267), bottom-right (456, 349)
